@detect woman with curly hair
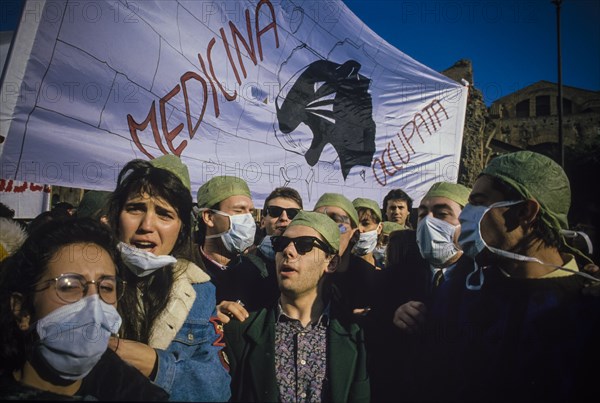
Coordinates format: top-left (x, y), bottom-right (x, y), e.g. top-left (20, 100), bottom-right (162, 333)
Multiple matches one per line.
top-left (0, 218), bottom-right (167, 400)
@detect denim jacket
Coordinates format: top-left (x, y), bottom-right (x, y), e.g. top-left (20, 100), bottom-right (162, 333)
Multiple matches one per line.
top-left (152, 260), bottom-right (231, 401)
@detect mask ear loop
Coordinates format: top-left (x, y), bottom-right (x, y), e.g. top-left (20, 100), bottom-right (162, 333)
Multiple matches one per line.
top-left (561, 229), bottom-right (594, 256)
top-left (203, 209), bottom-right (234, 239)
top-left (485, 245), bottom-right (600, 283)
top-left (466, 261), bottom-right (485, 291)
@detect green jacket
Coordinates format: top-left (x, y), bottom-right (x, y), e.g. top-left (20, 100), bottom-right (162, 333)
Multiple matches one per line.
top-left (224, 304), bottom-right (370, 402)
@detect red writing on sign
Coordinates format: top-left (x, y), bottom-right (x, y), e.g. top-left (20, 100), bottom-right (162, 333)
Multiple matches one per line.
top-left (372, 100), bottom-right (449, 186)
top-left (127, 0), bottom-right (279, 159)
top-left (0, 180), bottom-right (51, 194)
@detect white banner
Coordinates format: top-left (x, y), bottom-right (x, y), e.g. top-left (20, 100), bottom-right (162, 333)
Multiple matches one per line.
top-left (0, 0), bottom-right (468, 208)
top-left (0, 179), bottom-right (51, 219)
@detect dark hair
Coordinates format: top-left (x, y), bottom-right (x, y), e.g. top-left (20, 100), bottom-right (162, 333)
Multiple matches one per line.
top-left (356, 207), bottom-right (381, 225)
top-left (488, 175), bottom-right (561, 249)
top-left (263, 187), bottom-right (304, 212)
top-left (108, 159), bottom-right (193, 258)
top-left (27, 204), bottom-right (81, 235)
top-left (0, 202), bottom-right (15, 219)
top-left (356, 207), bottom-right (383, 246)
top-left (0, 218), bottom-right (121, 374)
top-left (385, 229), bottom-right (411, 270)
top-left (107, 159), bottom-right (194, 342)
top-left (382, 189), bottom-right (413, 214)
top-left (53, 202), bottom-right (74, 212)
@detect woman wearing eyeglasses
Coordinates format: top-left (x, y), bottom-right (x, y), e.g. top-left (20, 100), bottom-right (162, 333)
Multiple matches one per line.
top-left (0, 218), bottom-right (168, 400)
top-left (106, 155), bottom-right (231, 402)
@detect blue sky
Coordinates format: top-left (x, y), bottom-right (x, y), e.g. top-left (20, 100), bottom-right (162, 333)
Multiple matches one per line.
top-left (343, 0), bottom-right (600, 106)
top-left (2, 0), bottom-right (598, 106)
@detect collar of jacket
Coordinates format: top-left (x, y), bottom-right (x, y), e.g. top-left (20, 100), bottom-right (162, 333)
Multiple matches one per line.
top-left (241, 305), bottom-right (362, 402)
top-left (148, 259), bottom-right (210, 349)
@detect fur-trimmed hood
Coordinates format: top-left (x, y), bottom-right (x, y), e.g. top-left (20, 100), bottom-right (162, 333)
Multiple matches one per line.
top-left (0, 218), bottom-right (27, 261)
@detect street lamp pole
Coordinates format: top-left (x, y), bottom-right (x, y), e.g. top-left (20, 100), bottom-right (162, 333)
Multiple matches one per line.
top-left (552, 0), bottom-right (564, 167)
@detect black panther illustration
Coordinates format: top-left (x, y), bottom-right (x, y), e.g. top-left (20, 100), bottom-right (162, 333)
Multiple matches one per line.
top-left (276, 60), bottom-right (376, 180)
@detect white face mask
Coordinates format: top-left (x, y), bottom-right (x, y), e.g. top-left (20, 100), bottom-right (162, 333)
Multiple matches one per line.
top-left (206, 210), bottom-right (256, 254)
top-left (459, 201), bottom-right (600, 290)
top-left (352, 227), bottom-right (379, 256)
top-left (117, 242), bottom-right (177, 277)
top-left (34, 295), bottom-right (122, 380)
top-left (258, 235), bottom-right (275, 261)
top-left (458, 200), bottom-right (524, 260)
top-left (458, 200), bottom-right (524, 290)
top-left (373, 246), bottom-right (386, 262)
top-left (416, 215), bottom-right (461, 268)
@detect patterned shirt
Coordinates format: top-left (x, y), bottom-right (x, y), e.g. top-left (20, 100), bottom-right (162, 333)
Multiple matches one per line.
top-left (275, 303), bottom-right (329, 403)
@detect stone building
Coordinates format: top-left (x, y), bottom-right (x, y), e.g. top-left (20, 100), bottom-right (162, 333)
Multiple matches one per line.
top-left (441, 61), bottom-right (600, 184)
top-left (486, 80), bottom-right (600, 158)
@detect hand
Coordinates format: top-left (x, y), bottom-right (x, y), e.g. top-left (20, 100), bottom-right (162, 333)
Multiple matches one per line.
top-left (582, 263), bottom-right (600, 297)
top-left (108, 336), bottom-right (157, 377)
top-left (392, 301), bottom-right (427, 334)
top-left (352, 307), bottom-right (372, 316)
top-left (216, 300), bottom-right (249, 324)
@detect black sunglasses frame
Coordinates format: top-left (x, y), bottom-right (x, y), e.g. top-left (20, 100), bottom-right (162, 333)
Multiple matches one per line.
top-left (264, 206), bottom-right (300, 219)
top-left (271, 235), bottom-right (334, 255)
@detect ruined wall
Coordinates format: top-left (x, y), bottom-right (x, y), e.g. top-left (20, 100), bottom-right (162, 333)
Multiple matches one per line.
top-left (441, 59), bottom-right (488, 188)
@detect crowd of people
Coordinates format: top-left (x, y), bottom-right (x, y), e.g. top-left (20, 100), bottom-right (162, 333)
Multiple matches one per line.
top-left (0, 150), bottom-right (598, 401)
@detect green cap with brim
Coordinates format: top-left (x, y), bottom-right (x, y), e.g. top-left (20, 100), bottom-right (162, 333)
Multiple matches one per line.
top-left (150, 155), bottom-right (191, 191)
top-left (482, 151), bottom-right (570, 232)
top-left (352, 197), bottom-right (382, 222)
top-left (287, 210), bottom-right (340, 254)
top-left (77, 190), bottom-right (112, 219)
top-left (314, 193), bottom-right (359, 227)
top-left (382, 221), bottom-right (404, 234)
top-left (197, 175), bottom-right (251, 208)
top-left (424, 182), bottom-right (471, 208)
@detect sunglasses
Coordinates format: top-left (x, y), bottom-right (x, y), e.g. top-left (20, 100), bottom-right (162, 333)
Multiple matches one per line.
top-left (264, 206), bottom-right (300, 219)
top-left (271, 235), bottom-right (334, 255)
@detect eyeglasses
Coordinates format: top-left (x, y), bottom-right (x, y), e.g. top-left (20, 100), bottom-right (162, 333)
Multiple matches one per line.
top-left (264, 206), bottom-right (300, 220)
top-left (322, 208), bottom-right (350, 226)
top-left (35, 273), bottom-right (127, 304)
top-left (321, 209), bottom-right (351, 233)
top-left (271, 235), bottom-right (335, 255)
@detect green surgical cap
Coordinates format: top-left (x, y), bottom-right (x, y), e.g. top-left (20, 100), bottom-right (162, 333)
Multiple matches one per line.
top-left (424, 182), bottom-right (471, 208)
top-left (314, 193), bottom-right (359, 227)
top-left (482, 151), bottom-right (570, 231)
top-left (197, 176), bottom-right (251, 208)
top-left (150, 155), bottom-right (191, 191)
top-left (382, 221), bottom-right (404, 234)
top-left (77, 190), bottom-right (111, 219)
top-left (352, 198), bottom-right (382, 222)
top-left (287, 210), bottom-right (340, 253)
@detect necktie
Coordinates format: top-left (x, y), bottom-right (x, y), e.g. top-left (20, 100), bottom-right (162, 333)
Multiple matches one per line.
top-left (433, 269), bottom-right (445, 287)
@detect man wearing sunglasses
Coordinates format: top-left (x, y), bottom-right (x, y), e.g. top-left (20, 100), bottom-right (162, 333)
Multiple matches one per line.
top-left (245, 187), bottom-right (304, 317)
top-left (224, 211), bottom-right (370, 402)
top-left (256, 187), bottom-right (304, 262)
